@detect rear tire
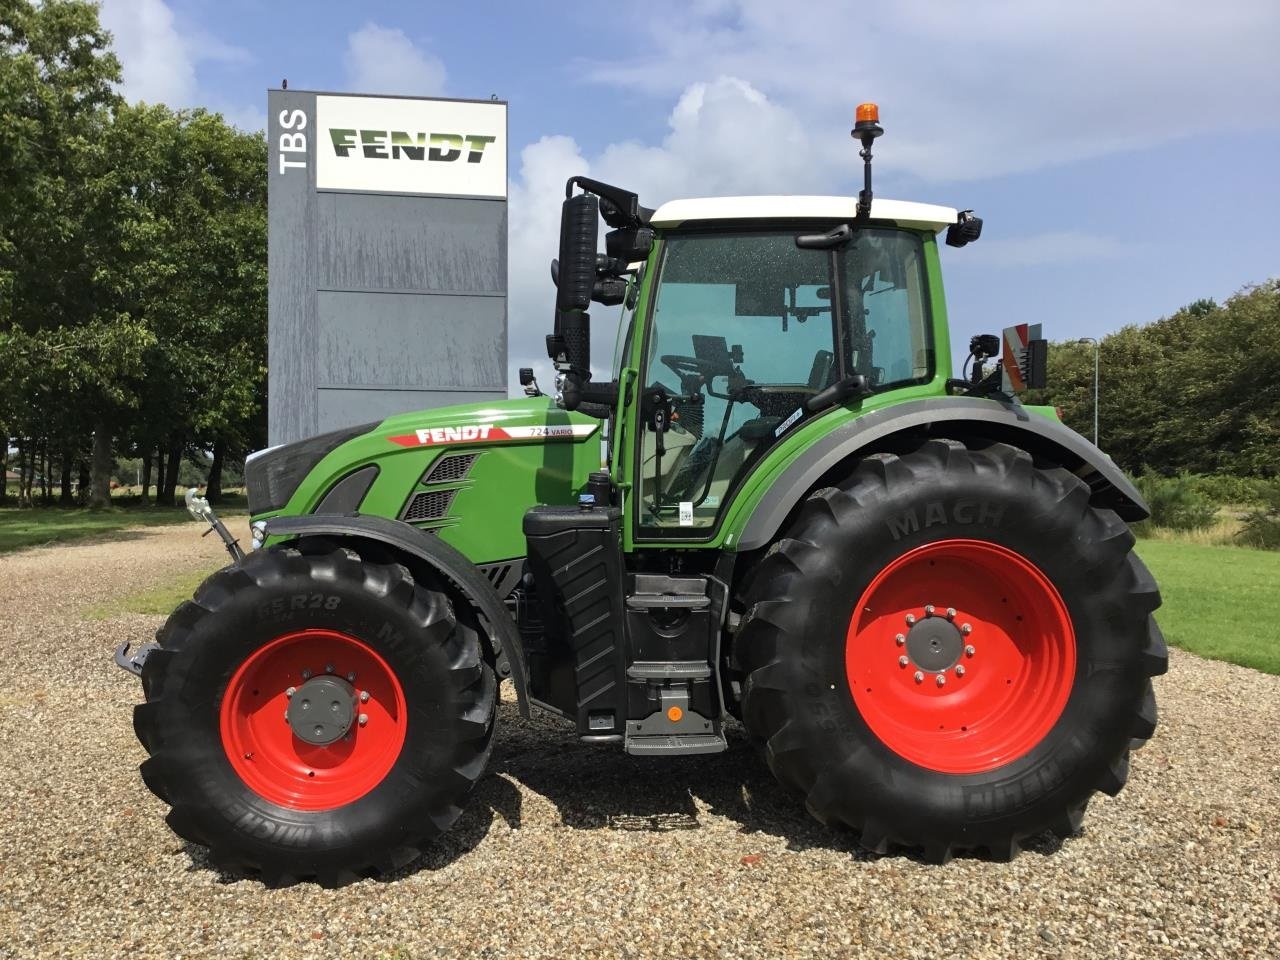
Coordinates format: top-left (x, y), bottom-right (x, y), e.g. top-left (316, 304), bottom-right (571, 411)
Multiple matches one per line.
top-left (736, 439), bottom-right (1166, 861)
top-left (133, 541), bottom-right (497, 886)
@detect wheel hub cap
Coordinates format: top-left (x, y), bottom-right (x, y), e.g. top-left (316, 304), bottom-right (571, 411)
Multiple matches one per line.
top-left (286, 675), bottom-right (356, 745)
top-left (905, 616), bottom-right (963, 673)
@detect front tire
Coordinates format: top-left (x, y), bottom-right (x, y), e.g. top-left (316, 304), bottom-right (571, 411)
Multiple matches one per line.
top-left (736, 439), bottom-right (1166, 861)
top-left (133, 541), bottom-right (497, 886)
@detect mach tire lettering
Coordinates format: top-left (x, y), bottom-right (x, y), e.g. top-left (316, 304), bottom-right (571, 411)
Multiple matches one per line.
top-left (886, 500), bottom-right (1006, 540)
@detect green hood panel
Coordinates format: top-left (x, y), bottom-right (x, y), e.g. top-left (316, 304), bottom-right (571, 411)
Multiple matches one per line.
top-left (262, 397), bottom-right (604, 564)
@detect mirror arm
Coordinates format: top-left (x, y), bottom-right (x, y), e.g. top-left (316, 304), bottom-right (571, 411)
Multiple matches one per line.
top-left (805, 374), bottom-right (873, 413)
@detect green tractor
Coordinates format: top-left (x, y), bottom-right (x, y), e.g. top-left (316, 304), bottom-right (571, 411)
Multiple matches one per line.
top-left (118, 106), bottom-right (1164, 885)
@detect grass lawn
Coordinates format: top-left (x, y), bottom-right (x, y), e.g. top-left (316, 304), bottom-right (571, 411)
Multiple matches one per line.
top-left (1136, 539), bottom-right (1280, 675)
top-left (89, 565), bottom-right (222, 619)
top-left (0, 493), bottom-right (245, 555)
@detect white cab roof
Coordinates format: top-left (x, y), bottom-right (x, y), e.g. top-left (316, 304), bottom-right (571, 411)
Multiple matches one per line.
top-left (649, 196), bottom-right (958, 233)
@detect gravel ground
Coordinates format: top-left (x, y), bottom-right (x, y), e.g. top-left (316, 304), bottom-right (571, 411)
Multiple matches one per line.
top-left (0, 523), bottom-right (1276, 960)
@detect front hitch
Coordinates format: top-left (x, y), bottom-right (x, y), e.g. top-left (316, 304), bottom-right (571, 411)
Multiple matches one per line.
top-left (113, 491), bottom-right (245, 678)
top-left (114, 641), bottom-right (156, 677)
top-left (185, 488), bottom-right (245, 563)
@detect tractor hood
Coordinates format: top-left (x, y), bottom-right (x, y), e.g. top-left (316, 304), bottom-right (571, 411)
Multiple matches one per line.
top-left (248, 396), bottom-right (604, 564)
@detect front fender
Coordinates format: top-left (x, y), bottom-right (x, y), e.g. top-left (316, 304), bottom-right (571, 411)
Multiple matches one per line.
top-left (263, 513), bottom-right (529, 717)
top-left (735, 396), bottom-right (1148, 552)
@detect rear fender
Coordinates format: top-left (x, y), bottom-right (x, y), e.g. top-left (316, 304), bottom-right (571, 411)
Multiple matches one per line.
top-left (736, 397), bottom-right (1148, 552)
top-left (263, 513), bottom-right (529, 716)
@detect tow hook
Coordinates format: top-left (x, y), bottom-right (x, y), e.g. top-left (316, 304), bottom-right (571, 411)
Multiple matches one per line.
top-left (115, 641), bottom-right (158, 677)
top-left (186, 488), bottom-right (245, 562)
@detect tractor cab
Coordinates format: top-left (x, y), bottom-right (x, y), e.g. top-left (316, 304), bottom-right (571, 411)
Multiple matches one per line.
top-left (624, 198), bottom-right (948, 533)
top-left (548, 181), bottom-right (965, 538)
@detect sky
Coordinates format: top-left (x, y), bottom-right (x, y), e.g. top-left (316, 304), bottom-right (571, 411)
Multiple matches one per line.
top-left (98, 0), bottom-right (1280, 386)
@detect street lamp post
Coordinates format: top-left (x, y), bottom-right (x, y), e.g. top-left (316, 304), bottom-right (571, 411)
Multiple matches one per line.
top-left (1077, 337), bottom-right (1099, 446)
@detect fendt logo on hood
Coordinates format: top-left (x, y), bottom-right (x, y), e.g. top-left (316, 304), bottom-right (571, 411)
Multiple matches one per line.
top-left (387, 424), bottom-right (598, 447)
top-left (329, 129), bottom-right (496, 164)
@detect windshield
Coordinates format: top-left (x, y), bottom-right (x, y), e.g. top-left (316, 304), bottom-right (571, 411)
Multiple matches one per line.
top-left (637, 227), bottom-right (931, 533)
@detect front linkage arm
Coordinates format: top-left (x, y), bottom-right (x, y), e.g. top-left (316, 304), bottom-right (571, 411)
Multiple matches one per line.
top-left (185, 488), bottom-right (245, 563)
top-left (114, 489), bottom-right (245, 677)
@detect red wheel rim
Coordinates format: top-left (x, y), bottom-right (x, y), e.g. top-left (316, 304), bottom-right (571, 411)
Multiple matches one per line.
top-left (220, 629), bottom-right (407, 810)
top-left (846, 539), bottom-right (1075, 774)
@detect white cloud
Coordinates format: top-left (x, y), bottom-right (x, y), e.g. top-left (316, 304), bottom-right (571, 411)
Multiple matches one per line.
top-left (582, 0), bottom-right (1280, 182)
top-left (343, 24), bottom-right (447, 96)
top-left (100, 0), bottom-right (198, 104)
top-left (99, 0), bottom-right (258, 126)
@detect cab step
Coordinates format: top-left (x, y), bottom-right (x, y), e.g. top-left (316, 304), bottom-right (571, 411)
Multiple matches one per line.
top-left (626, 660), bottom-right (713, 680)
top-left (625, 733), bottom-right (727, 756)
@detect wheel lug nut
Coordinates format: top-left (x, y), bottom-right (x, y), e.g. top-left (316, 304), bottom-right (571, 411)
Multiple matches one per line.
top-left (960, 623), bottom-right (972, 635)
top-left (301, 669), bottom-right (311, 680)
top-left (905, 614), bottom-right (916, 626)
top-left (965, 644), bottom-right (976, 657)
top-left (924, 604), bottom-right (935, 616)
top-left (946, 608), bottom-right (956, 620)
top-left (347, 672), bottom-right (356, 682)
top-left (360, 690), bottom-right (370, 703)
top-left (895, 633), bottom-right (906, 646)
top-left (955, 665), bottom-right (966, 677)
top-left (913, 671), bottom-right (924, 684)
top-left (285, 686), bottom-right (296, 698)
top-left (325, 663), bottom-right (335, 674)
top-left (358, 713), bottom-right (369, 727)
top-left (898, 656), bottom-right (910, 667)
top-left (936, 675), bottom-right (946, 688)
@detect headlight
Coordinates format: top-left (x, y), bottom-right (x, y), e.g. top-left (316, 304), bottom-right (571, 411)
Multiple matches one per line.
top-left (244, 422), bottom-right (375, 515)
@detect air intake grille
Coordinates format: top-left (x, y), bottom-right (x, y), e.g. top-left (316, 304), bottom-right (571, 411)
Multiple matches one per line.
top-left (401, 489), bottom-right (457, 522)
top-left (423, 452), bottom-right (479, 484)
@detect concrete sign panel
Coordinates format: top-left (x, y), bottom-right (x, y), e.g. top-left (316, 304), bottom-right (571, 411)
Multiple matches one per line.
top-left (268, 89), bottom-right (507, 447)
top-left (315, 95), bottom-right (507, 198)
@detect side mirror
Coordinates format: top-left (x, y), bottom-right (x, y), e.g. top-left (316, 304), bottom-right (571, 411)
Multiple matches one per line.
top-left (605, 226), bottom-right (655, 263)
top-left (556, 193), bottom-right (599, 312)
top-left (592, 277), bottom-right (627, 306)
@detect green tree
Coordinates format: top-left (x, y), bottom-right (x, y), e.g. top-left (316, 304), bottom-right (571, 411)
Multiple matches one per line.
top-left (1029, 282), bottom-right (1280, 478)
top-left (0, 0), bottom-right (125, 506)
top-left (2, 5), bottom-right (268, 508)
top-left (119, 106), bottom-right (267, 505)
